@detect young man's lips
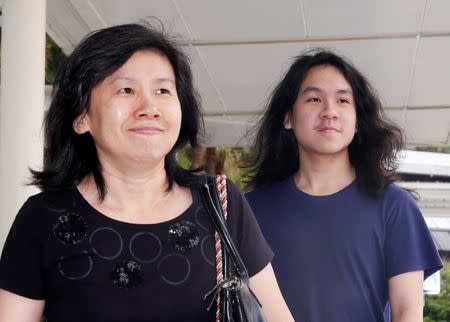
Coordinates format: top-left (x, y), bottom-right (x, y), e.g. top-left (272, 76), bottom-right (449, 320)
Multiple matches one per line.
top-left (318, 127), bottom-right (339, 132)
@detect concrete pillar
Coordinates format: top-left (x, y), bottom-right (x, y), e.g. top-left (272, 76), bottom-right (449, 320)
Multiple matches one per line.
top-left (0, 0), bottom-right (46, 247)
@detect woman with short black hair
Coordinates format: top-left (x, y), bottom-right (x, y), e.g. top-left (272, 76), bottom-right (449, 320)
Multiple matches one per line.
top-left (0, 23), bottom-right (293, 322)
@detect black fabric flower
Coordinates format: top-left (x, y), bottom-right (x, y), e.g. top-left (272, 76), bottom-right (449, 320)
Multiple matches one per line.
top-left (53, 213), bottom-right (88, 245)
top-left (168, 221), bottom-right (200, 252)
top-left (111, 260), bottom-right (143, 288)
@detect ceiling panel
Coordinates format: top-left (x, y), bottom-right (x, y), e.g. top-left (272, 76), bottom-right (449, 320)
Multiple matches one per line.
top-left (422, 0), bottom-right (450, 33)
top-left (47, 0), bottom-right (92, 52)
top-left (197, 43), bottom-right (308, 112)
top-left (409, 37), bottom-right (450, 107)
top-left (44, 0), bottom-right (450, 147)
top-left (385, 109), bottom-right (405, 127)
top-left (303, 0), bottom-right (425, 37)
top-left (404, 109), bottom-right (450, 145)
top-left (308, 38), bottom-right (417, 107)
top-left (184, 46), bottom-right (225, 114)
top-left (90, 0), bottom-right (192, 39)
top-left (175, 0), bottom-right (306, 41)
top-left (67, 0), bottom-right (106, 30)
top-left (204, 117), bottom-right (253, 147)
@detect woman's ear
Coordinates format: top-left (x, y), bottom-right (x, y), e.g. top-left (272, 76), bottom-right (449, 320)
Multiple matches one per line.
top-left (283, 112), bottom-right (292, 129)
top-left (73, 114), bottom-right (89, 134)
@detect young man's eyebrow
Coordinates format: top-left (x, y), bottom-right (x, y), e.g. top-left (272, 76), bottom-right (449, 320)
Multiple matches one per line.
top-left (336, 88), bottom-right (353, 95)
top-left (301, 86), bottom-right (323, 94)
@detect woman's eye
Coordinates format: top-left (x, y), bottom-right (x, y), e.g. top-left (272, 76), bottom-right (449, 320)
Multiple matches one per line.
top-left (338, 98), bottom-right (350, 104)
top-left (118, 88), bottom-right (134, 94)
top-left (307, 97), bottom-right (321, 103)
top-left (156, 88), bottom-right (170, 95)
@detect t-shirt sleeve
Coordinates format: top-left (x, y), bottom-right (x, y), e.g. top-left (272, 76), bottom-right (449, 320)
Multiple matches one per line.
top-left (0, 197), bottom-right (45, 299)
top-left (384, 187), bottom-right (443, 280)
top-left (226, 180), bottom-right (274, 277)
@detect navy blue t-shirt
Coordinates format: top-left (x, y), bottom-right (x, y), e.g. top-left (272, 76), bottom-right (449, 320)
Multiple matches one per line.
top-left (246, 176), bottom-right (443, 322)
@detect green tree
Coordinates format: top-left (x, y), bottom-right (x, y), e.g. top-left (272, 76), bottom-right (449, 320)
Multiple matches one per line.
top-left (177, 146), bottom-right (253, 189)
top-left (45, 34), bottom-right (67, 84)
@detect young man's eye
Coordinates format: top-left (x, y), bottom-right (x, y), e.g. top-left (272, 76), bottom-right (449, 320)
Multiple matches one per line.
top-left (118, 88), bottom-right (134, 94)
top-left (156, 88), bottom-right (170, 95)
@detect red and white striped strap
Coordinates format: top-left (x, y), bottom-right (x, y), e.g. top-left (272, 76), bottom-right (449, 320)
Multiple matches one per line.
top-left (214, 174), bottom-right (228, 322)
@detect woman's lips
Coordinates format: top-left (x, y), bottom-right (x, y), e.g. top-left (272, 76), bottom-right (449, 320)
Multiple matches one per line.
top-left (129, 126), bottom-right (163, 135)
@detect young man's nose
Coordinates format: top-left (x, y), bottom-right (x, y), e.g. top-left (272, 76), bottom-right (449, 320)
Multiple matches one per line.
top-left (320, 100), bottom-right (338, 119)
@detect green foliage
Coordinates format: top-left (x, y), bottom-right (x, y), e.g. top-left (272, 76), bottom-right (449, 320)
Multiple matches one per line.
top-left (221, 147), bottom-right (253, 189)
top-left (176, 146), bottom-right (253, 189)
top-left (416, 146), bottom-right (450, 154)
top-left (177, 146), bottom-right (195, 170)
top-left (45, 34), bottom-right (67, 84)
top-left (424, 260), bottom-right (450, 322)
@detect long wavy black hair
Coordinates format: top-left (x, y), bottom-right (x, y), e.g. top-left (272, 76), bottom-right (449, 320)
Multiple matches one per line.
top-left (31, 23), bottom-right (203, 199)
top-left (245, 49), bottom-right (404, 197)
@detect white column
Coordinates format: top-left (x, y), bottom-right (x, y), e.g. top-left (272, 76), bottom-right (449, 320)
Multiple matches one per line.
top-left (0, 0), bottom-right (46, 247)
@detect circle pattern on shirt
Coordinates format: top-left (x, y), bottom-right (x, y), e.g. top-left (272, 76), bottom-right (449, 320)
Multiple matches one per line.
top-left (40, 193), bottom-right (77, 213)
top-left (168, 220), bottom-right (200, 252)
top-left (89, 227), bottom-right (123, 260)
top-left (129, 232), bottom-right (162, 263)
top-left (53, 213), bottom-right (88, 245)
top-left (111, 260), bottom-right (143, 288)
top-left (201, 235), bottom-right (215, 266)
top-left (157, 253), bottom-right (191, 285)
top-left (58, 251), bottom-right (93, 280)
top-left (194, 206), bottom-right (211, 232)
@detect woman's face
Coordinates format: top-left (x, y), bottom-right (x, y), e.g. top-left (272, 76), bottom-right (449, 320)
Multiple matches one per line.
top-left (74, 50), bottom-right (182, 167)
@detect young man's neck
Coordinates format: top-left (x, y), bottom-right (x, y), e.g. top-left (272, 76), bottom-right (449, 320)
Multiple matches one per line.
top-left (294, 149), bottom-right (356, 196)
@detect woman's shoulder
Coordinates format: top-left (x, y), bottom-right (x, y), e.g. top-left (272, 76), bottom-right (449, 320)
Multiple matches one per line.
top-left (20, 187), bottom-right (77, 215)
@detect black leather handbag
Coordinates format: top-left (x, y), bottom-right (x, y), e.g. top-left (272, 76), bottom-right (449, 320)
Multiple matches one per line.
top-left (200, 175), bottom-right (268, 322)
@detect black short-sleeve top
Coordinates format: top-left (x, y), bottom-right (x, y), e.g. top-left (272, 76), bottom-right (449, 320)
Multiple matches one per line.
top-left (0, 181), bottom-right (273, 322)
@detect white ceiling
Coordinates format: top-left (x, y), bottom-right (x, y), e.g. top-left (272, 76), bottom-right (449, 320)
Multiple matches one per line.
top-left (47, 0), bottom-right (450, 147)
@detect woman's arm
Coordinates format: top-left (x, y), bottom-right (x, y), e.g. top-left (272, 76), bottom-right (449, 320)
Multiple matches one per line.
top-left (250, 263), bottom-right (294, 322)
top-left (0, 289), bottom-right (45, 322)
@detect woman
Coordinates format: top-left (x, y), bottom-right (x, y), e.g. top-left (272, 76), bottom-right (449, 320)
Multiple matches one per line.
top-left (0, 24), bottom-right (292, 322)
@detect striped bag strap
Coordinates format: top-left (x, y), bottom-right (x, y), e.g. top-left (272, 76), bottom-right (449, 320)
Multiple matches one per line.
top-left (214, 174), bottom-right (228, 322)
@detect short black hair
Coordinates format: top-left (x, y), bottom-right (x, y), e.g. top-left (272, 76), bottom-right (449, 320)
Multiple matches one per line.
top-left (245, 48), bottom-right (404, 197)
top-left (31, 23), bottom-right (204, 198)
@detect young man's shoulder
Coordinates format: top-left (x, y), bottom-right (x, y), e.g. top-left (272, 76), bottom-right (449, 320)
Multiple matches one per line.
top-left (381, 183), bottom-right (416, 205)
top-left (245, 177), bottom-right (292, 201)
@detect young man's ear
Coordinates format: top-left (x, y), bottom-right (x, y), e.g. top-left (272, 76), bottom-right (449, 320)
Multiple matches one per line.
top-left (283, 112), bottom-right (292, 130)
top-left (73, 114), bottom-right (89, 134)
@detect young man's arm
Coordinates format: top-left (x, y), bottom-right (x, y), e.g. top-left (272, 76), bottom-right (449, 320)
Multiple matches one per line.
top-left (250, 263), bottom-right (294, 322)
top-left (388, 270), bottom-right (424, 322)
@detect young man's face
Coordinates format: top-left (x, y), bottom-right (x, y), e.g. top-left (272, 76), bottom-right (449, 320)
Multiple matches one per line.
top-left (284, 65), bottom-right (357, 158)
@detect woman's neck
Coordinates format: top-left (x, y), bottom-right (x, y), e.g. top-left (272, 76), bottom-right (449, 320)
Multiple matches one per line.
top-left (77, 159), bottom-right (191, 224)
